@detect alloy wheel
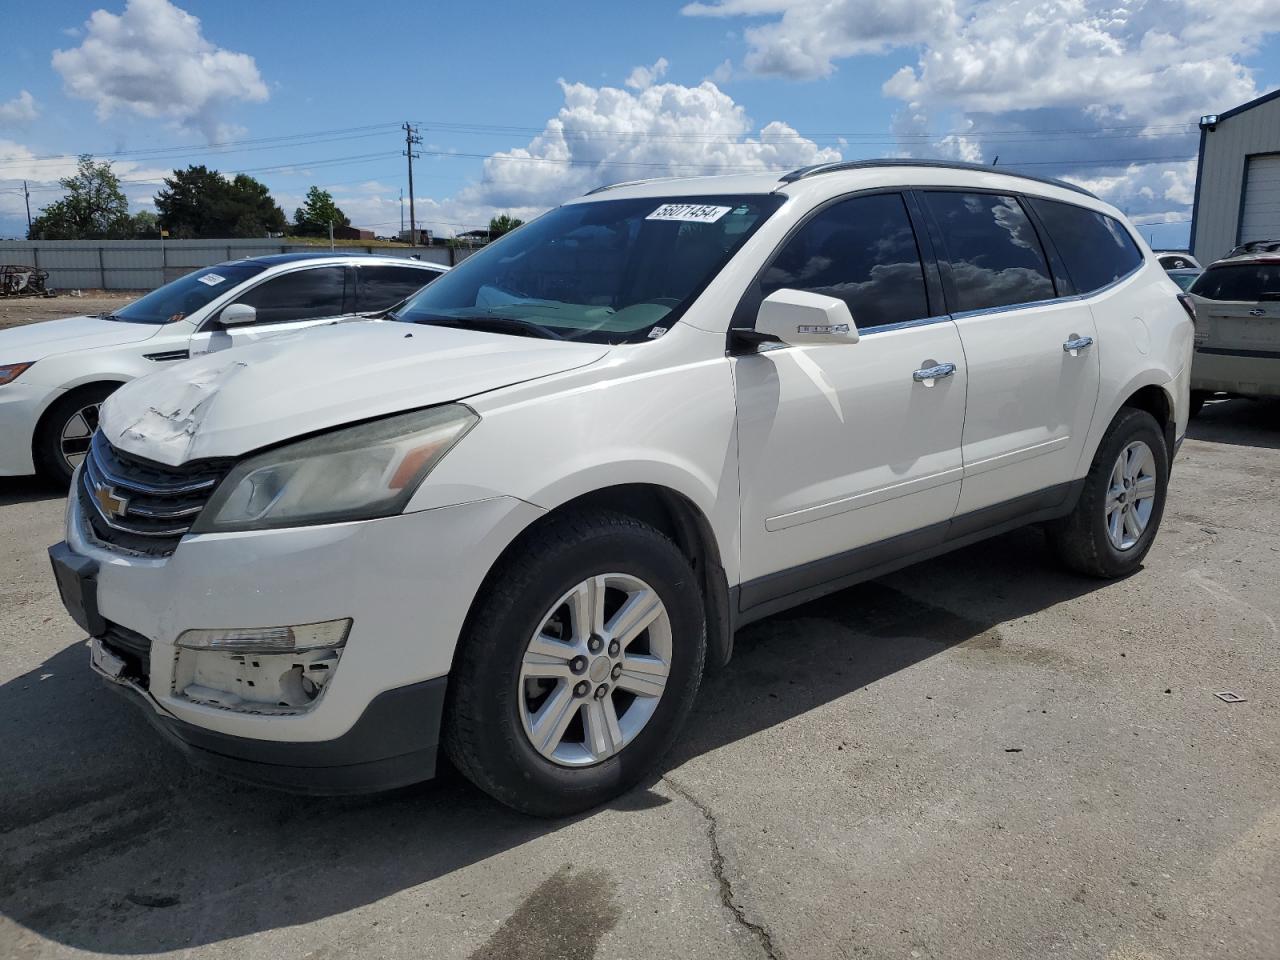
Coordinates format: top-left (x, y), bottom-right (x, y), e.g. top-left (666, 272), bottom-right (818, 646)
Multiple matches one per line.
top-left (60, 403), bottom-right (101, 472)
top-left (1105, 439), bottom-right (1157, 550)
top-left (518, 573), bottom-right (672, 767)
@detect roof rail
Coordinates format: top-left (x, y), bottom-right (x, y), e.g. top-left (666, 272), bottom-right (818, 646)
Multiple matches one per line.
top-left (778, 158), bottom-right (1099, 199)
top-left (585, 177), bottom-right (661, 196)
top-left (1225, 239), bottom-right (1280, 258)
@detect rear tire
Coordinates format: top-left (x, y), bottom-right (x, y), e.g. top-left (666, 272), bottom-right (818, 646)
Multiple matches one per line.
top-left (444, 510), bottom-right (706, 817)
top-left (1047, 407), bottom-right (1169, 579)
top-left (33, 383), bottom-right (118, 486)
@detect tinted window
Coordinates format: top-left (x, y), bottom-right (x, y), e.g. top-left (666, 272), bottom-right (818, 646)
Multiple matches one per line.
top-left (759, 192), bottom-right (930, 328)
top-left (924, 192), bottom-right (1055, 312)
top-left (395, 195), bottom-right (782, 343)
top-left (1159, 254), bottom-right (1196, 270)
top-left (358, 265), bottom-right (439, 312)
top-left (229, 266), bottom-right (347, 325)
top-left (112, 263), bottom-right (265, 324)
top-left (1191, 263), bottom-right (1280, 301)
top-left (1028, 198), bottom-right (1143, 293)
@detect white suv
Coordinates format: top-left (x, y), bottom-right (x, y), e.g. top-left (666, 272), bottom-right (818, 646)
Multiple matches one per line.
top-left (0, 253), bottom-right (443, 483)
top-left (50, 161), bottom-right (1194, 815)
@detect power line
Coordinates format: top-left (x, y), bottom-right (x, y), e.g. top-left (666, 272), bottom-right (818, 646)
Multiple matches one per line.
top-left (0, 122), bottom-right (402, 172)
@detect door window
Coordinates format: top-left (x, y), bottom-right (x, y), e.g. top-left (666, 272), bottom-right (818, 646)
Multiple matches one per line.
top-left (226, 266), bottom-right (347, 325)
top-left (923, 192), bottom-right (1056, 312)
top-left (357, 265), bottom-right (440, 312)
top-left (759, 192), bottom-right (931, 329)
top-left (1027, 198), bottom-right (1143, 293)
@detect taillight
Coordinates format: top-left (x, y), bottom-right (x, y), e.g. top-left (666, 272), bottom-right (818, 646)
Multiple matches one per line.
top-left (1177, 293), bottom-right (1197, 322)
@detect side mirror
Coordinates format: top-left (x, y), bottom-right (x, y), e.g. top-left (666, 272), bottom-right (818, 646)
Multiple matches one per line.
top-left (219, 303), bottom-right (257, 327)
top-left (754, 289), bottom-right (859, 346)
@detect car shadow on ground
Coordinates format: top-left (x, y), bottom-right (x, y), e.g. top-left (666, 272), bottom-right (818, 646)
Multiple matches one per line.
top-left (0, 525), bottom-right (1114, 955)
top-left (0, 476), bottom-right (65, 508)
top-left (1188, 396), bottom-right (1280, 449)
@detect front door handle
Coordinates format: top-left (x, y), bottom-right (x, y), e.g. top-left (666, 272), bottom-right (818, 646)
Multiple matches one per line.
top-left (913, 361), bottom-right (956, 384)
top-left (1063, 335), bottom-right (1094, 356)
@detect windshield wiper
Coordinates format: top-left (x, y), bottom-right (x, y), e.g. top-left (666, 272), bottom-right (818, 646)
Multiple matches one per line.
top-left (411, 315), bottom-right (566, 340)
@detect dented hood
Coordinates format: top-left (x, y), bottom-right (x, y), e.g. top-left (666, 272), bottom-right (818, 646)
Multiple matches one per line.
top-left (0, 314), bottom-right (161, 361)
top-left (99, 320), bottom-right (610, 466)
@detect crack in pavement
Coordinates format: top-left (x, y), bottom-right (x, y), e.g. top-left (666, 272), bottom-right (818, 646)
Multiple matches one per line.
top-left (662, 775), bottom-right (782, 960)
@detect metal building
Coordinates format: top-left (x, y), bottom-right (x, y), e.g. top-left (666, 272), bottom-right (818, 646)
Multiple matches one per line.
top-left (1190, 89), bottom-right (1280, 265)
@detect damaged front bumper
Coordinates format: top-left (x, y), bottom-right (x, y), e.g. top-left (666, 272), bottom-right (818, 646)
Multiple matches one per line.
top-left (56, 485), bottom-right (544, 793)
top-left (94, 643), bottom-right (448, 795)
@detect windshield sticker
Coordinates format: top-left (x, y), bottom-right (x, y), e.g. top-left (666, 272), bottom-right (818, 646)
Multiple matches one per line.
top-left (646, 203), bottom-right (731, 224)
top-left (647, 326), bottom-right (668, 339)
top-left (196, 273), bottom-right (226, 286)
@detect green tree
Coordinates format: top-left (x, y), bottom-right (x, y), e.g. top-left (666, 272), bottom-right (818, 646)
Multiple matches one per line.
top-left (154, 165), bottom-right (286, 238)
top-left (28, 155), bottom-right (132, 239)
top-left (293, 186), bottom-right (349, 236)
top-left (488, 214), bottom-right (524, 238)
top-left (129, 210), bottom-right (160, 238)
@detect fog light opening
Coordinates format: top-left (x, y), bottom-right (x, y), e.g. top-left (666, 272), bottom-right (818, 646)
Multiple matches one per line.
top-left (173, 620), bottom-right (349, 714)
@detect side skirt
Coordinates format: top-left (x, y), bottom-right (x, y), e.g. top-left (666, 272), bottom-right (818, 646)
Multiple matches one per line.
top-left (734, 479), bottom-right (1085, 628)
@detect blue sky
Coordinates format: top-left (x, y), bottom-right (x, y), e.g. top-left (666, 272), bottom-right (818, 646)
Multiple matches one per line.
top-left (2, 0), bottom-right (1278, 247)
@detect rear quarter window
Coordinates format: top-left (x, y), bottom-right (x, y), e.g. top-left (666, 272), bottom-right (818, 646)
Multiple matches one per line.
top-left (1191, 263), bottom-right (1280, 301)
top-left (1026, 198), bottom-right (1144, 294)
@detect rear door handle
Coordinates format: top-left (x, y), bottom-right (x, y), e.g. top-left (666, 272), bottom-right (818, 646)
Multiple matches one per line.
top-left (1063, 335), bottom-right (1094, 355)
top-left (913, 361), bottom-right (956, 384)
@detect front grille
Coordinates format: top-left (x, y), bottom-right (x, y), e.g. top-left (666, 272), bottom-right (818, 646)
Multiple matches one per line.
top-left (101, 621), bottom-right (152, 685)
top-left (79, 431), bottom-right (232, 556)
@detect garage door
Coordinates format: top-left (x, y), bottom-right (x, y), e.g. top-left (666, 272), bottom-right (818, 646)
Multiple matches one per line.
top-left (1240, 154), bottom-right (1280, 244)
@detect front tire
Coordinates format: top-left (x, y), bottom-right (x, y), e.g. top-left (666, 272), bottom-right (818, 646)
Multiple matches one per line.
top-left (33, 383), bottom-right (118, 485)
top-left (444, 510), bottom-right (706, 817)
top-left (1047, 407), bottom-right (1169, 578)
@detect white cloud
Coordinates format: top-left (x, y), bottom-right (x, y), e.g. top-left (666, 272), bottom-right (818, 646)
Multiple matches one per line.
top-left (683, 0), bottom-right (1280, 229)
top-left (625, 57), bottom-right (670, 90)
top-left (707, 59), bottom-right (734, 85)
top-left (324, 74), bottom-right (841, 236)
top-left (683, 0), bottom-right (954, 78)
top-left (456, 75), bottom-right (840, 213)
top-left (0, 91), bottom-right (38, 127)
top-left (52, 0), bottom-right (267, 141)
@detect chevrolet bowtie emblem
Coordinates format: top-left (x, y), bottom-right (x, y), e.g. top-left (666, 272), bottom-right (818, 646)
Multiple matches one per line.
top-left (94, 482), bottom-right (128, 519)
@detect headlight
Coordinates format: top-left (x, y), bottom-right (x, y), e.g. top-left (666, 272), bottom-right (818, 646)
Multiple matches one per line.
top-left (0, 361), bottom-right (34, 386)
top-left (191, 404), bottom-right (478, 532)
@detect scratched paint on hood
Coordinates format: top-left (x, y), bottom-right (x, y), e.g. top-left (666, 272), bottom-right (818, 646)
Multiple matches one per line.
top-left (98, 320), bottom-right (610, 466)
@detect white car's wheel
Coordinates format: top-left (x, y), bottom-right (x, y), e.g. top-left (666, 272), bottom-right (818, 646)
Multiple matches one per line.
top-left (1048, 407), bottom-right (1169, 578)
top-left (445, 510), bottom-right (705, 817)
top-left (35, 383), bottom-right (118, 485)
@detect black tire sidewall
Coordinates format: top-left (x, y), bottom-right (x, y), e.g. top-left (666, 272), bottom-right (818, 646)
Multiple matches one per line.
top-left (448, 520), bottom-right (705, 816)
top-left (1081, 408), bottom-right (1170, 575)
top-left (35, 383), bottom-right (118, 485)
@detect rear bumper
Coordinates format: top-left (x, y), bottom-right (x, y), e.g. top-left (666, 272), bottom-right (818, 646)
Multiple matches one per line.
top-left (1191, 348), bottom-right (1280, 398)
top-left (102, 669), bottom-right (447, 795)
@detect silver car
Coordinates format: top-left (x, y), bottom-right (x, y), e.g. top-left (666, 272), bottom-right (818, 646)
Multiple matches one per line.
top-left (1189, 240), bottom-right (1280, 414)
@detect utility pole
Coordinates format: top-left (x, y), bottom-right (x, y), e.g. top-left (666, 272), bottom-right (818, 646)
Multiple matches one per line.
top-left (22, 180), bottom-right (32, 233)
top-left (403, 122), bottom-right (421, 246)
top-left (328, 219), bottom-right (335, 251)
top-left (399, 188), bottom-right (404, 238)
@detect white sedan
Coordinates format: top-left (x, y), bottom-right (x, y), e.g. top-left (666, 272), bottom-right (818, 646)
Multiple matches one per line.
top-left (0, 253), bottom-right (444, 483)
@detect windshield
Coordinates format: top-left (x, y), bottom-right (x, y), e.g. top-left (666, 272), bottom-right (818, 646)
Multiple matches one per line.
top-left (393, 194), bottom-right (783, 342)
top-left (1191, 262), bottom-right (1280, 301)
top-left (110, 263), bottom-right (266, 324)
top-left (1169, 271), bottom-right (1201, 291)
